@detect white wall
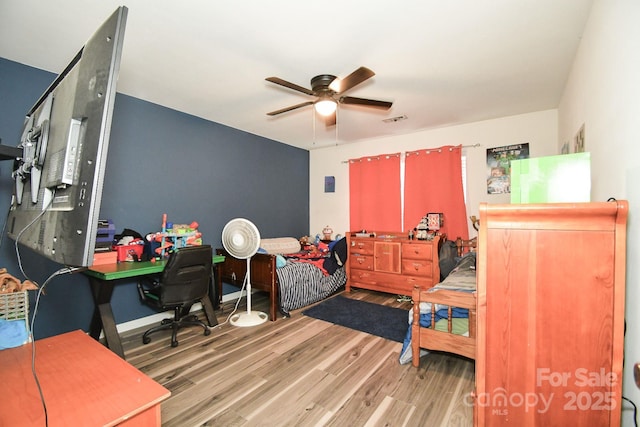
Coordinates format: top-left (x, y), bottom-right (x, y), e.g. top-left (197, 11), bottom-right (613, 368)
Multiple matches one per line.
top-left (309, 109), bottom-right (558, 239)
top-left (558, 1), bottom-right (640, 424)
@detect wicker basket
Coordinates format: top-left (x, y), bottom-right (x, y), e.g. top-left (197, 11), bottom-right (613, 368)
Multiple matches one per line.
top-left (0, 291), bottom-right (30, 339)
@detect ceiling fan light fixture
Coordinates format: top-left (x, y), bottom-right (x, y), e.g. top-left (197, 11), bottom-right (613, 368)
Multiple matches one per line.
top-left (314, 98), bottom-right (337, 116)
top-left (266, 67), bottom-right (390, 125)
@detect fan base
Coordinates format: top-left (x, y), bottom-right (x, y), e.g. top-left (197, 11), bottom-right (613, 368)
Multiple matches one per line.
top-left (230, 311), bottom-right (269, 327)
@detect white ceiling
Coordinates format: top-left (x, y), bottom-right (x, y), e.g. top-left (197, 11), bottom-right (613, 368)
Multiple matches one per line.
top-left (0, 0), bottom-right (593, 150)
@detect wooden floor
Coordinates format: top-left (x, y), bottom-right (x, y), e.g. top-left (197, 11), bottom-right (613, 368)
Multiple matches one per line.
top-left (121, 289), bottom-right (475, 427)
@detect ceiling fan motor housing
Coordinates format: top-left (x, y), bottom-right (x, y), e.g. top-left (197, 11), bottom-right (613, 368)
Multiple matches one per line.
top-left (311, 74), bottom-right (337, 93)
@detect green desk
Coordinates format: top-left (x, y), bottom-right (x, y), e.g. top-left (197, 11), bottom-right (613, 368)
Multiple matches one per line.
top-left (85, 255), bottom-right (225, 359)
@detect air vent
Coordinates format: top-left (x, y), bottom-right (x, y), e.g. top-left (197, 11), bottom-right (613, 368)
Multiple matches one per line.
top-left (383, 115), bottom-right (408, 123)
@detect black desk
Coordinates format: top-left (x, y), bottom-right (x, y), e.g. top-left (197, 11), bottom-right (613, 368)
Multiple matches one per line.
top-left (84, 255), bottom-right (225, 359)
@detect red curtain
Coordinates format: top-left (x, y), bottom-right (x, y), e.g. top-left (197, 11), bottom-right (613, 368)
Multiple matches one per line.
top-left (349, 154), bottom-right (401, 231)
top-left (404, 145), bottom-right (469, 240)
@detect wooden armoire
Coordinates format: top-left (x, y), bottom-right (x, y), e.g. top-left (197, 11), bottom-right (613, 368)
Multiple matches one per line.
top-left (475, 201), bottom-right (628, 426)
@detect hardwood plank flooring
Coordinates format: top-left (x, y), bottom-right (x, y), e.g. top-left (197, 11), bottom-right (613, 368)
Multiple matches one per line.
top-left (120, 289), bottom-right (475, 426)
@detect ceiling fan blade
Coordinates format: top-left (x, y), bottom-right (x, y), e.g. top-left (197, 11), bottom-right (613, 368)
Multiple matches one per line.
top-left (329, 66), bottom-right (375, 93)
top-left (340, 96), bottom-right (392, 110)
top-left (266, 77), bottom-right (315, 96)
top-left (267, 101), bottom-right (314, 116)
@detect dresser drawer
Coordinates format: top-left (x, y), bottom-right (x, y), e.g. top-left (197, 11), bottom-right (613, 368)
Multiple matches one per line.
top-left (349, 239), bottom-right (374, 255)
top-left (350, 271), bottom-right (433, 294)
top-left (402, 242), bottom-right (433, 260)
top-left (349, 269), bottom-right (377, 284)
top-left (396, 275), bottom-right (433, 289)
top-left (350, 255), bottom-right (373, 270)
top-left (401, 259), bottom-right (434, 279)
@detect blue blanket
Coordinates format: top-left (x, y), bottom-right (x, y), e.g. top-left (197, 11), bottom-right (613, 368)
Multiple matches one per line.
top-left (0, 319), bottom-right (28, 349)
top-left (399, 305), bottom-right (469, 364)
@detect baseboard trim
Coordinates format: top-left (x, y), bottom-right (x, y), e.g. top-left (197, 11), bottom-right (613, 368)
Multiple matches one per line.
top-left (116, 290), bottom-right (244, 334)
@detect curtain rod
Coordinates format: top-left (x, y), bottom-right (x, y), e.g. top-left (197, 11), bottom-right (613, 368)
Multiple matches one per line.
top-left (341, 143), bottom-right (481, 164)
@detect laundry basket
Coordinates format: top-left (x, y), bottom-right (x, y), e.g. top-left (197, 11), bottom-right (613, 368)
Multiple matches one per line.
top-left (0, 291), bottom-right (30, 349)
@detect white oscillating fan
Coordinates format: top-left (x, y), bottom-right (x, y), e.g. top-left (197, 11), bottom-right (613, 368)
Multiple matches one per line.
top-left (221, 218), bottom-right (268, 327)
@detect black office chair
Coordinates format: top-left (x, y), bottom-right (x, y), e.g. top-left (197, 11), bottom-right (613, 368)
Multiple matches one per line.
top-left (137, 245), bottom-right (213, 347)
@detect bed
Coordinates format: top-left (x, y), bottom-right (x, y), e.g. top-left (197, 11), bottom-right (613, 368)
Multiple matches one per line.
top-left (399, 237), bottom-right (477, 366)
top-left (216, 237), bottom-right (347, 320)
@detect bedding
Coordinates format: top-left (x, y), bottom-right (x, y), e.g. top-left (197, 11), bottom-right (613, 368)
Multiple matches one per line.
top-left (399, 251), bottom-right (476, 365)
top-left (217, 237), bottom-right (347, 320)
top-left (277, 262), bottom-right (346, 316)
top-left (277, 237), bottom-right (347, 316)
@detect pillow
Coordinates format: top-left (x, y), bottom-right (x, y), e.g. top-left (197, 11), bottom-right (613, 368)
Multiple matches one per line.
top-left (259, 237), bottom-right (301, 255)
top-left (275, 254), bottom-right (287, 268)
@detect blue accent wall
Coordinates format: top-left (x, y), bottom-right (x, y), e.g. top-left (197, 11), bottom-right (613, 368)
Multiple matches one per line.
top-left (0, 58), bottom-right (309, 339)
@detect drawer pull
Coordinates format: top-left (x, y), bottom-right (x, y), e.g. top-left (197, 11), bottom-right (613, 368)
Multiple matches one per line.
top-left (412, 263), bottom-right (422, 270)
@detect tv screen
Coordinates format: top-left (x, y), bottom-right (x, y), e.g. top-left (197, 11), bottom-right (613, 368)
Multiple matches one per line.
top-left (6, 7), bottom-right (128, 267)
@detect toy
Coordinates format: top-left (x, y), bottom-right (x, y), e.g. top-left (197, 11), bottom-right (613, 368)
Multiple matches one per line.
top-left (412, 214), bottom-right (441, 241)
top-left (415, 216), bottom-right (429, 240)
top-left (148, 214), bottom-right (203, 258)
top-left (322, 225), bottom-right (333, 241)
top-left (299, 235), bottom-right (312, 246)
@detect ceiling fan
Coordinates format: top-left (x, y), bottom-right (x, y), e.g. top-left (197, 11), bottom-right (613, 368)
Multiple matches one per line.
top-left (265, 66), bottom-right (392, 126)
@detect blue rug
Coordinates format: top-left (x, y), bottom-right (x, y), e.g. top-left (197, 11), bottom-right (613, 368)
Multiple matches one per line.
top-left (302, 295), bottom-right (409, 342)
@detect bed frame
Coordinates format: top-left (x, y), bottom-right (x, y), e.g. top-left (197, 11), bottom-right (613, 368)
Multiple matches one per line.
top-left (215, 249), bottom-right (279, 321)
top-left (411, 237), bottom-right (477, 366)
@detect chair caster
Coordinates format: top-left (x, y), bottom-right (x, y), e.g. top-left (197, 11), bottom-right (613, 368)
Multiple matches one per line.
top-left (142, 336), bottom-right (151, 344)
top-left (204, 328), bottom-right (211, 336)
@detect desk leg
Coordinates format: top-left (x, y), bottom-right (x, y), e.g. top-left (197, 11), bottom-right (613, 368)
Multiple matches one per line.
top-left (88, 277), bottom-right (125, 359)
top-left (200, 295), bottom-right (218, 327)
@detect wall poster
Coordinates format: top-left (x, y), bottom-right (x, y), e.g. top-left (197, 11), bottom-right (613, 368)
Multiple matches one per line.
top-left (486, 143), bottom-right (530, 194)
top-left (324, 176), bottom-right (335, 193)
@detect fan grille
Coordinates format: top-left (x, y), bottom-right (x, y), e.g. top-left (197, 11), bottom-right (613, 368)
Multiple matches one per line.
top-left (221, 218), bottom-right (260, 259)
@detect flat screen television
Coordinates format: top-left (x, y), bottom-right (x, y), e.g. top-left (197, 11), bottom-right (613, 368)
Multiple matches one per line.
top-left (5, 6), bottom-right (128, 267)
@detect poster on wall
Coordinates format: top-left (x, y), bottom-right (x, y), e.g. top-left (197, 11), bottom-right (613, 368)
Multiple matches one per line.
top-left (486, 143), bottom-right (530, 194)
top-left (324, 176), bottom-right (335, 193)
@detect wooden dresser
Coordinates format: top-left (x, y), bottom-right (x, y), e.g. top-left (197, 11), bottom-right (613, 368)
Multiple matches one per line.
top-left (346, 231), bottom-right (440, 296)
top-left (475, 201), bottom-right (627, 426)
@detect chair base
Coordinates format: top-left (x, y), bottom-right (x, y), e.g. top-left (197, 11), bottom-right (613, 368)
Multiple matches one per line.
top-left (142, 312), bottom-right (211, 347)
